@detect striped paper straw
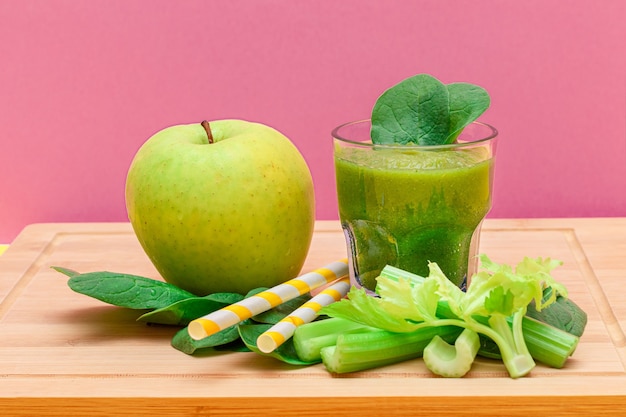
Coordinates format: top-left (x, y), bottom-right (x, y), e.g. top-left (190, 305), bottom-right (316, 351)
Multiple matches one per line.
top-left (187, 258), bottom-right (349, 340)
top-left (256, 276), bottom-right (351, 353)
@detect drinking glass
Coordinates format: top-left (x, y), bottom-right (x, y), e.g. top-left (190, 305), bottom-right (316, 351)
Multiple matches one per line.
top-left (333, 120), bottom-right (498, 292)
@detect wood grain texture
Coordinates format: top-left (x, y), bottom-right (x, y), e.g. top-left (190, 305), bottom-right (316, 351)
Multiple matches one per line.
top-left (0, 219), bottom-right (625, 416)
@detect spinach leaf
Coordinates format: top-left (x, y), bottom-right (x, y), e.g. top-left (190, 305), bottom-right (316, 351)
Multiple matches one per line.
top-left (245, 287), bottom-right (268, 297)
top-left (171, 323), bottom-right (247, 355)
top-left (137, 292), bottom-right (245, 325)
top-left (446, 82), bottom-right (490, 143)
top-left (371, 74), bottom-right (450, 145)
top-left (371, 74), bottom-right (490, 146)
top-left (238, 323), bottom-right (318, 366)
top-left (526, 288), bottom-right (588, 337)
top-left (64, 270), bottom-right (196, 310)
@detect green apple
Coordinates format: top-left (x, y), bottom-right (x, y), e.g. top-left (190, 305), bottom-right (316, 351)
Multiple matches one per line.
top-left (125, 119), bottom-right (315, 296)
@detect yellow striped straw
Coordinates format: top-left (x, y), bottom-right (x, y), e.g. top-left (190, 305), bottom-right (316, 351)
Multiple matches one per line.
top-left (187, 258), bottom-right (349, 340)
top-left (256, 276), bottom-right (351, 353)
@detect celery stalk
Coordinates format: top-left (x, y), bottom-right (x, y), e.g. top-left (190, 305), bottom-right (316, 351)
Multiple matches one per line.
top-left (320, 325), bottom-right (462, 374)
top-left (293, 317), bottom-right (371, 362)
top-left (516, 315), bottom-right (579, 368)
top-left (423, 328), bottom-right (480, 377)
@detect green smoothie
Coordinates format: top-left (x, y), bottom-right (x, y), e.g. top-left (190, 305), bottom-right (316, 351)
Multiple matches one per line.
top-left (335, 145), bottom-right (493, 292)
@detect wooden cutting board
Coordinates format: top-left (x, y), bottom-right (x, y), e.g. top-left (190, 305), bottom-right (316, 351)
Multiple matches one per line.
top-left (1, 219), bottom-right (625, 416)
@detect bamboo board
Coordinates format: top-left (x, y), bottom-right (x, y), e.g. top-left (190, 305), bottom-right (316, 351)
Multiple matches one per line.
top-left (0, 219), bottom-right (625, 416)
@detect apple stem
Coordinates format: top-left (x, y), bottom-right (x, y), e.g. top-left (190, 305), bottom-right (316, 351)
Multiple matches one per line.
top-left (201, 120), bottom-right (214, 144)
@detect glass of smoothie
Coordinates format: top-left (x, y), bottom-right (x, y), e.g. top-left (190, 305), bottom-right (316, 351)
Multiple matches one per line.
top-left (333, 119), bottom-right (497, 293)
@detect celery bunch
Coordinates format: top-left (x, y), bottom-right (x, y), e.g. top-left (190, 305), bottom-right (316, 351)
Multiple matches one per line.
top-left (293, 317), bottom-right (463, 373)
top-left (300, 255), bottom-right (581, 378)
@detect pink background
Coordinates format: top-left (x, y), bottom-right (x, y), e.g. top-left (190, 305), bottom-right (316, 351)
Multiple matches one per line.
top-left (1, 0), bottom-right (625, 244)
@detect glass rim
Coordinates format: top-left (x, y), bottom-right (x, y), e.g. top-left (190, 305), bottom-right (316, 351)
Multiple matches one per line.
top-left (332, 119), bottom-right (498, 150)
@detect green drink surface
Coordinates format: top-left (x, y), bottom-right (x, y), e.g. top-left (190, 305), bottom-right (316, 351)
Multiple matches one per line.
top-left (335, 146), bottom-right (493, 291)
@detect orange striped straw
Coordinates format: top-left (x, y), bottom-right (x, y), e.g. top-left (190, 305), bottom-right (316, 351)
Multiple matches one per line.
top-left (256, 276), bottom-right (351, 353)
top-left (187, 259), bottom-right (349, 340)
